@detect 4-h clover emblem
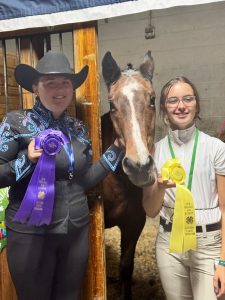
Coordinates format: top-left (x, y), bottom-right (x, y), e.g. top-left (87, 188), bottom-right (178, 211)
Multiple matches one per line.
top-left (186, 216), bottom-right (194, 224)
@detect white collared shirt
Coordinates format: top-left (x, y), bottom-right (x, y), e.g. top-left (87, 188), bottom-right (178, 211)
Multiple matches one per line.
top-left (154, 125), bottom-right (225, 225)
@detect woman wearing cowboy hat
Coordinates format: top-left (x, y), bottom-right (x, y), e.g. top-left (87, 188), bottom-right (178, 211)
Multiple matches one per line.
top-left (0, 51), bottom-right (123, 300)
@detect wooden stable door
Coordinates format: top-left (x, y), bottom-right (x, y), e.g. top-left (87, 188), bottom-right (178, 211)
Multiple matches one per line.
top-left (0, 22), bottom-right (106, 300)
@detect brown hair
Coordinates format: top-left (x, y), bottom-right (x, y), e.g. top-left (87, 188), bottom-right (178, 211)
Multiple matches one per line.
top-left (159, 76), bottom-right (200, 125)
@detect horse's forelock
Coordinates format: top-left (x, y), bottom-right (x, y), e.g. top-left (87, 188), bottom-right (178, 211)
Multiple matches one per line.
top-left (121, 69), bottom-right (139, 77)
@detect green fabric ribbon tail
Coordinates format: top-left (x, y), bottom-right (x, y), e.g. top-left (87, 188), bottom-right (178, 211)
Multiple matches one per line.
top-left (0, 187), bottom-right (9, 252)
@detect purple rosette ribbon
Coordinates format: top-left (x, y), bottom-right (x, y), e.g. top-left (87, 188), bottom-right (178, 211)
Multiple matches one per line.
top-left (13, 129), bottom-right (68, 226)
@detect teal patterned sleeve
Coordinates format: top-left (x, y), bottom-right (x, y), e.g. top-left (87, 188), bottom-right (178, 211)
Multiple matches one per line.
top-left (100, 144), bottom-right (124, 172)
top-left (0, 112), bottom-right (34, 187)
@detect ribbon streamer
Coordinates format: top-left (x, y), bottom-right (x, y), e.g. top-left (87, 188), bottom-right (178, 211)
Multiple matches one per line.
top-left (169, 184), bottom-right (196, 253)
top-left (161, 158), bottom-right (196, 253)
top-left (13, 129), bottom-right (68, 226)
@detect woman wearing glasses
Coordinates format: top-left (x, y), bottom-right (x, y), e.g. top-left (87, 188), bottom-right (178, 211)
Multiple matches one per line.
top-left (143, 76), bottom-right (225, 300)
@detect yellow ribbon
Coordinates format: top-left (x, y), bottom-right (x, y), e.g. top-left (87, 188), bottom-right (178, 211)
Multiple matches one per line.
top-left (161, 159), bottom-right (196, 253)
top-left (161, 158), bottom-right (186, 185)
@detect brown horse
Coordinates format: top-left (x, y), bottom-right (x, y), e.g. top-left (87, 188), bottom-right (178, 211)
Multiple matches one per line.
top-left (101, 51), bottom-right (156, 300)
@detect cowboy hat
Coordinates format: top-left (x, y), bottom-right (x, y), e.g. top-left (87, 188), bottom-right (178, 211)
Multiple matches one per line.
top-left (14, 51), bottom-right (89, 92)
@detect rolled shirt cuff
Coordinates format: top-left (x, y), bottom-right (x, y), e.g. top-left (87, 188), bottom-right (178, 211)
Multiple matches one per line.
top-left (100, 144), bottom-right (124, 172)
top-left (10, 151), bottom-right (34, 181)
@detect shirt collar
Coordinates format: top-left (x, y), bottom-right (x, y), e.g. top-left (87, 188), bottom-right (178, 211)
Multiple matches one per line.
top-left (168, 124), bottom-right (196, 145)
top-left (32, 100), bottom-right (67, 129)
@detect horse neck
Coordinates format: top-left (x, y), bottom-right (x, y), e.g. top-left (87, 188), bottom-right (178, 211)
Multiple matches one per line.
top-left (101, 112), bottom-right (116, 152)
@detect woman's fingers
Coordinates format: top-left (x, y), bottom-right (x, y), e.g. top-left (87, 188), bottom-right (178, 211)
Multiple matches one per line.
top-left (28, 140), bottom-right (43, 163)
top-left (158, 177), bottom-right (176, 188)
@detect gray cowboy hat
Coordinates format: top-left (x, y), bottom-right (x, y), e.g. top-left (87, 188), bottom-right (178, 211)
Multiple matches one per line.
top-left (14, 51), bottom-right (89, 92)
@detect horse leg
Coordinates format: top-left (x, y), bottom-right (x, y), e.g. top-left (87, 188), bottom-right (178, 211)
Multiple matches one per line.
top-left (119, 214), bottom-right (146, 300)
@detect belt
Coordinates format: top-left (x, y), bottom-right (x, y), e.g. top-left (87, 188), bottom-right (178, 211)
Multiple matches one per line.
top-left (160, 217), bottom-right (221, 233)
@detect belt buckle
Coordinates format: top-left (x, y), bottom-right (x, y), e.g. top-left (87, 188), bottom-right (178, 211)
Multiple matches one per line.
top-left (161, 218), bottom-right (171, 232)
top-left (201, 224), bottom-right (207, 238)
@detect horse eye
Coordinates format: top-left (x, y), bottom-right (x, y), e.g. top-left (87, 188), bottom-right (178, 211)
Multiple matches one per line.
top-left (109, 100), bottom-right (117, 112)
top-left (150, 95), bottom-right (155, 107)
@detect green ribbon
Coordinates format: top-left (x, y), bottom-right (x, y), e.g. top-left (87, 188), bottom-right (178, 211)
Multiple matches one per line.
top-left (168, 128), bottom-right (199, 190)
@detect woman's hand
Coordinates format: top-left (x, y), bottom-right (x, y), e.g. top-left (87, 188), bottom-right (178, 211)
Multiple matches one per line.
top-left (142, 175), bottom-right (175, 218)
top-left (157, 176), bottom-right (176, 189)
top-left (214, 265), bottom-right (225, 298)
top-left (28, 140), bottom-right (43, 163)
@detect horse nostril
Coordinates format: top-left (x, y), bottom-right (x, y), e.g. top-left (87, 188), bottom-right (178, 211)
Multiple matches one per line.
top-left (123, 157), bottom-right (137, 171)
top-left (149, 174), bottom-right (155, 185)
top-left (123, 155), bottom-right (154, 172)
top-left (145, 155), bottom-right (154, 170)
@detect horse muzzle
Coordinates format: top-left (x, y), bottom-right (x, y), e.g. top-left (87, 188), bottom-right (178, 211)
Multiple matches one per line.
top-left (122, 155), bottom-right (156, 187)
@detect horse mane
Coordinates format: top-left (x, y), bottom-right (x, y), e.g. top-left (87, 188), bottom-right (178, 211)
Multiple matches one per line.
top-left (101, 112), bottom-right (117, 151)
top-left (120, 62), bottom-right (139, 76)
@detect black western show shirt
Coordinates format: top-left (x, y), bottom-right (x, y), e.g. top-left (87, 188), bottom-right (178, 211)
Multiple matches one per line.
top-left (0, 101), bottom-right (122, 234)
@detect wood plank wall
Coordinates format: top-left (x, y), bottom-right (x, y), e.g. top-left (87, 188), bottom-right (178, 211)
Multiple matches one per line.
top-left (0, 49), bottom-right (20, 121)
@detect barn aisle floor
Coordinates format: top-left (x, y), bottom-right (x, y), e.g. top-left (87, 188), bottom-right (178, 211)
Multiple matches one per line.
top-left (105, 216), bottom-right (166, 300)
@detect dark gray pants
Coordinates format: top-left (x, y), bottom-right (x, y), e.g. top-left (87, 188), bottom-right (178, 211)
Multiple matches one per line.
top-left (6, 223), bottom-right (89, 300)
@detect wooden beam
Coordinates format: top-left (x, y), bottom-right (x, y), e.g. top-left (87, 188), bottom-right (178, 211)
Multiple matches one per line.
top-left (0, 250), bottom-right (17, 300)
top-left (0, 24), bottom-right (74, 39)
top-left (73, 22), bottom-right (106, 300)
top-left (19, 38), bottom-right (36, 109)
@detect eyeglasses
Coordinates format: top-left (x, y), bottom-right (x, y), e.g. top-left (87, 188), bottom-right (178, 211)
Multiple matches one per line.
top-left (166, 95), bottom-right (196, 108)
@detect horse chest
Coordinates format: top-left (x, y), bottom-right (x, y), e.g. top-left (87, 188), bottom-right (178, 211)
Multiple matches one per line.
top-left (102, 172), bottom-right (143, 228)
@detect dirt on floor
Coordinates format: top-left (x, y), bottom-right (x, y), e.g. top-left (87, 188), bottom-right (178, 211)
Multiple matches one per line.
top-left (105, 216), bottom-right (166, 300)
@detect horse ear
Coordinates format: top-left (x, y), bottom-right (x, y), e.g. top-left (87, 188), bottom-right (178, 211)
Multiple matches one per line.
top-left (139, 51), bottom-right (154, 81)
top-left (102, 51), bottom-right (121, 88)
